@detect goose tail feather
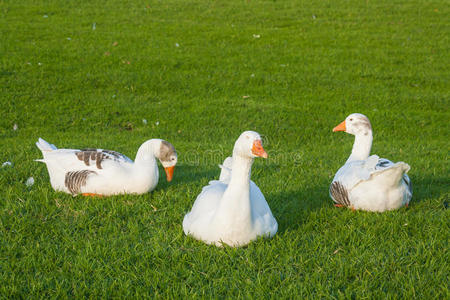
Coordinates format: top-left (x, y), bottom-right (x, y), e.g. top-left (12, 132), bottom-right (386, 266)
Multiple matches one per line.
top-left (372, 162), bottom-right (410, 188)
top-left (36, 138), bottom-right (57, 152)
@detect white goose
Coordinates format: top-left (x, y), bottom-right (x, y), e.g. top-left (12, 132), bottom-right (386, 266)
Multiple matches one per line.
top-left (183, 131), bottom-right (278, 247)
top-left (36, 138), bottom-right (177, 196)
top-left (330, 113), bottom-right (412, 212)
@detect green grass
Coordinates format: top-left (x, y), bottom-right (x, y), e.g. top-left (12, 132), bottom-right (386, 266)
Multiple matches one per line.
top-left (1, 0), bottom-right (449, 298)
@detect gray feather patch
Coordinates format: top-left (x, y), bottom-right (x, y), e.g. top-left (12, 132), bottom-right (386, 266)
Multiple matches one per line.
top-left (330, 181), bottom-right (350, 207)
top-left (159, 141), bottom-right (176, 162)
top-left (65, 170), bottom-right (97, 195)
top-left (75, 148), bottom-right (130, 169)
top-left (353, 116), bottom-right (372, 135)
top-left (403, 175), bottom-right (412, 194)
top-left (376, 159), bottom-right (392, 169)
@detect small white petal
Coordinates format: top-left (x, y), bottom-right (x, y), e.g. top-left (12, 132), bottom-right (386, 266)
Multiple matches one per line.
top-left (13, 124), bottom-right (18, 130)
top-left (155, 121), bottom-right (160, 126)
top-left (312, 15), bottom-right (316, 19)
top-left (66, 37), bottom-right (71, 40)
top-left (43, 15), bottom-right (48, 18)
top-left (253, 34), bottom-right (261, 38)
top-left (250, 74), bottom-right (255, 77)
top-left (92, 23), bottom-right (96, 30)
top-left (175, 43), bottom-right (180, 47)
top-left (2, 161), bottom-right (12, 167)
top-left (26, 177), bottom-right (35, 187)
top-left (38, 62), bottom-right (42, 66)
top-left (142, 119), bottom-right (148, 125)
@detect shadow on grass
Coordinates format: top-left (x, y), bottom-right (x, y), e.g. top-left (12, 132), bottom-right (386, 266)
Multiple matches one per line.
top-left (161, 165), bottom-right (450, 234)
top-left (408, 176), bottom-right (449, 204)
top-left (157, 164), bottom-right (220, 189)
top-left (270, 175), bottom-right (450, 234)
top-left (267, 184), bottom-right (331, 234)
top-left (168, 165), bottom-right (338, 233)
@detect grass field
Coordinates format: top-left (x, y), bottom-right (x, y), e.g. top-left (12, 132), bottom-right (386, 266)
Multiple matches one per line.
top-left (1, 0), bottom-right (449, 298)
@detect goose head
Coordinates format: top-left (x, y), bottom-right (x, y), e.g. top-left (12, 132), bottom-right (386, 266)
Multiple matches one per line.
top-left (156, 140), bottom-right (177, 181)
top-left (136, 139), bottom-right (177, 182)
top-left (333, 113), bottom-right (372, 136)
top-left (233, 131), bottom-right (268, 159)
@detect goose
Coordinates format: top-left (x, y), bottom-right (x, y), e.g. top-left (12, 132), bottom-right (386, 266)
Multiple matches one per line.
top-left (36, 138), bottom-right (177, 196)
top-left (330, 113), bottom-right (412, 212)
top-left (183, 131), bottom-right (278, 247)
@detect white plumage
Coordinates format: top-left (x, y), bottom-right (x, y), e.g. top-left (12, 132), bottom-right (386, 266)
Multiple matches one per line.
top-left (36, 138), bottom-right (177, 196)
top-left (330, 113), bottom-right (412, 212)
top-left (183, 131), bottom-right (278, 247)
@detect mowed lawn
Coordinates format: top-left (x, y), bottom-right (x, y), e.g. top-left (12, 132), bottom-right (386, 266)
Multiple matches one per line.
top-left (0, 0), bottom-right (448, 298)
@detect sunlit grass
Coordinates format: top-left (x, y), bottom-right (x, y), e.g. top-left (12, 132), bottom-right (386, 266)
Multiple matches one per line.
top-left (0, 0), bottom-right (448, 298)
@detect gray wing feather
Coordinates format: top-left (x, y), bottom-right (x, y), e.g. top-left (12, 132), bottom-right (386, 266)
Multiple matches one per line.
top-left (65, 170), bottom-right (97, 195)
top-left (75, 149), bottom-right (132, 169)
top-left (375, 158), bottom-right (394, 169)
top-left (329, 181), bottom-right (350, 207)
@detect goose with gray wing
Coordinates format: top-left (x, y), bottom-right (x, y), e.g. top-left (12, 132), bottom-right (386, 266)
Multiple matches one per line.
top-left (36, 138), bottom-right (177, 196)
top-left (330, 113), bottom-right (412, 212)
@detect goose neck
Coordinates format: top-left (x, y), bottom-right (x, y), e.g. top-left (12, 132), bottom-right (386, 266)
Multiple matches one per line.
top-left (347, 131), bottom-right (373, 162)
top-left (229, 155), bottom-right (253, 187)
top-left (215, 154), bottom-right (253, 225)
top-left (134, 140), bottom-right (159, 164)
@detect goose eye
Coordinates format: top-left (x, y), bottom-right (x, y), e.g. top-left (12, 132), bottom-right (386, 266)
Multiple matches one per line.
top-left (349, 118), bottom-right (353, 121)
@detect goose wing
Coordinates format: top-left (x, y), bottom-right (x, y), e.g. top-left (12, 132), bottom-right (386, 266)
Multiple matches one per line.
top-left (43, 148), bottom-right (133, 172)
top-left (375, 158), bottom-right (412, 201)
top-left (75, 148), bottom-right (133, 169)
top-left (250, 181), bottom-right (278, 235)
top-left (330, 155), bottom-right (379, 206)
top-left (218, 157), bottom-right (233, 183)
top-left (183, 180), bottom-right (227, 235)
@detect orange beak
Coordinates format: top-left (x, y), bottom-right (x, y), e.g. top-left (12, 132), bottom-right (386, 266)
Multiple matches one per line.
top-left (251, 140), bottom-right (268, 158)
top-left (164, 166), bottom-right (175, 182)
top-left (333, 120), bottom-right (346, 132)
